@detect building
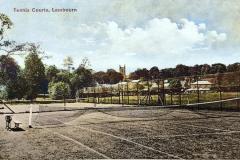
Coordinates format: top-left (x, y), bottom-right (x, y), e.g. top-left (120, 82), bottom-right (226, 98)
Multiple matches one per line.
top-left (119, 65), bottom-right (126, 80)
top-left (186, 80), bottom-right (214, 93)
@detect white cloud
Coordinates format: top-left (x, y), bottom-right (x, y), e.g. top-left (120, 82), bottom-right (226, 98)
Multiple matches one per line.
top-left (78, 18), bottom-right (227, 58)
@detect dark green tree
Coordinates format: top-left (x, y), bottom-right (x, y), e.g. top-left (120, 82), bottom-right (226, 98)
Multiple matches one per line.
top-left (169, 79), bottom-right (182, 93)
top-left (106, 69), bottom-right (123, 84)
top-left (45, 65), bottom-right (60, 82)
top-left (149, 66), bottom-right (160, 79)
top-left (48, 82), bottom-right (71, 100)
top-left (210, 63), bottom-right (227, 74)
top-left (0, 55), bottom-right (27, 99)
top-left (24, 47), bottom-right (45, 99)
top-left (227, 63), bottom-right (240, 72)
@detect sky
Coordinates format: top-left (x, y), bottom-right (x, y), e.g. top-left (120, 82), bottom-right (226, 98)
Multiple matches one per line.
top-left (0, 0), bottom-right (240, 73)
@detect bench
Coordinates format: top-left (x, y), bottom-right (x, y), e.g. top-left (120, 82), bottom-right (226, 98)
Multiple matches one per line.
top-left (13, 120), bottom-right (22, 129)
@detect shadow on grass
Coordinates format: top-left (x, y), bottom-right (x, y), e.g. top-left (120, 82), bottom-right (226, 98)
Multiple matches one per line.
top-left (11, 128), bottom-right (25, 132)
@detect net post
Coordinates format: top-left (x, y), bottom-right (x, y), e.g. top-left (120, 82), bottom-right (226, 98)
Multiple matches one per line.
top-left (29, 105), bottom-right (33, 128)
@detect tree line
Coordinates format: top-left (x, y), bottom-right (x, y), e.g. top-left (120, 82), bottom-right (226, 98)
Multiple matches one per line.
top-left (129, 63), bottom-right (240, 80)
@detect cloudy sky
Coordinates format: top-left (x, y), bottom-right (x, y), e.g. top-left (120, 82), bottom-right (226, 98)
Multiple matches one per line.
top-left (0, 0), bottom-right (240, 72)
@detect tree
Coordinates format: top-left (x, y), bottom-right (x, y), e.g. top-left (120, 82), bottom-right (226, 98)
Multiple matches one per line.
top-left (0, 13), bottom-right (36, 56)
top-left (24, 48), bottom-right (45, 99)
top-left (129, 68), bottom-right (150, 80)
top-left (200, 64), bottom-right (211, 75)
top-left (94, 71), bottom-right (109, 84)
top-left (106, 69), bottom-right (123, 84)
top-left (149, 66), bottom-right (160, 79)
top-left (160, 68), bottom-right (174, 78)
top-left (70, 66), bottom-right (95, 97)
top-left (0, 55), bottom-right (27, 99)
top-left (175, 64), bottom-right (190, 77)
top-left (48, 82), bottom-right (70, 100)
top-left (169, 79), bottom-right (182, 92)
top-left (210, 63), bottom-right (227, 74)
top-left (45, 65), bottom-right (60, 82)
top-left (227, 63), bottom-right (240, 72)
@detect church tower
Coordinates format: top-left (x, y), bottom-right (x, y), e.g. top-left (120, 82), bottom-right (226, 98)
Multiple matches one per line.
top-left (119, 65), bottom-right (126, 80)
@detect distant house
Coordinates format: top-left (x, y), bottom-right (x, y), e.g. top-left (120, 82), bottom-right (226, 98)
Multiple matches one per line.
top-left (186, 80), bottom-right (214, 93)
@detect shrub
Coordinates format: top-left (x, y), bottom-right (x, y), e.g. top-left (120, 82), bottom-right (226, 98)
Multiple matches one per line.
top-left (48, 82), bottom-right (71, 100)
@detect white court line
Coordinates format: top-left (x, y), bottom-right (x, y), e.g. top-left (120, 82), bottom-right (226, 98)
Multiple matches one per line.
top-left (177, 123), bottom-right (229, 132)
top-left (73, 125), bottom-right (184, 160)
top-left (54, 132), bottom-right (110, 159)
top-left (40, 115), bottom-right (183, 160)
top-left (130, 130), bottom-right (240, 140)
top-left (38, 116), bottom-right (110, 159)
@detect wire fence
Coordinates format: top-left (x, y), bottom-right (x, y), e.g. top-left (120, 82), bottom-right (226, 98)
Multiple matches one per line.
top-left (76, 74), bottom-right (240, 110)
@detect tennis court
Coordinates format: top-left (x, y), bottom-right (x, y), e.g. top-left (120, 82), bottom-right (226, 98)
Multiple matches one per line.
top-left (1, 101), bottom-right (240, 159)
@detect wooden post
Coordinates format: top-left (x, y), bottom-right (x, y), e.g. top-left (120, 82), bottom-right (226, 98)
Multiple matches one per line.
top-left (162, 79), bottom-right (165, 105)
top-left (157, 79), bottom-right (160, 105)
top-left (137, 82), bottom-right (140, 106)
top-left (179, 92), bottom-right (182, 105)
top-left (127, 82), bottom-right (129, 104)
top-left (118, 83), bottom-right (121, 104)
top-left (110, 86), bottom-right (113, 104)
top-left (147, 79), bottom-right (150, 105)
top-left (121, 83), bottom-right (124, 107)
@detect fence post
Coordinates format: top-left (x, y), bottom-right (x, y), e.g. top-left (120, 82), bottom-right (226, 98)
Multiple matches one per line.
top-left (162, 79), bottom-right (165, 105)
top-left (179, 92), bottom-right (182, 106)
top-left (122, 83), bottom-right (124, 107)
top-left (127, 82), bottom-right (129, 104)
top-left (147, 79), bottom-right (150, 105)
top-left (137, 82), bottom-right (140, 106)
top-left (118, 83), bottom-right (120, 104)
top-left (110, 86), bottom-right (113, 104)
top-left (157, 79), bottom-right (160, 105)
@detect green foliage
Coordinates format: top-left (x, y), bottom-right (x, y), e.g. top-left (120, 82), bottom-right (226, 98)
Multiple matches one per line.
top-left (227, 63), bottom-right (240, 72)
top-left (45, 65), bottom-right (60, 82)
top-left (71, 66), bottom-right (95, 96)
top-left (56, 71), bottom-right (72, 83)
top-left (129, 68), bottom-right (149, 80)
top-left (211, 63), bottom-right (227, 74)
top-left (0, 55), bottom-right (28, 99)
top-left (48, 82), bottom-right (71, 100)
top-left (0, 85), bottom-right (7, 99)
top-left (0, 13), bottom-right (13, 38)
top-left (93, 69), bottom-right (123, 84)
top-left (169, 79), bottom-right (182, 92)
top-left (24, 50), bottom-right (45, 99)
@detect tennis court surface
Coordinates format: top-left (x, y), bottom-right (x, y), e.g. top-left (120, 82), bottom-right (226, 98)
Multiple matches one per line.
top-left (1, 103), bottom-right (240, 159)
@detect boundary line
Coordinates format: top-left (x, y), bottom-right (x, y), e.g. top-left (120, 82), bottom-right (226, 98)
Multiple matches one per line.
top-left (129, 130), bottom-right (240, 140)
top-left (74, 125), bottom-right (183, 160)
top-left (54, 132), bottom-right (110, 159)
top-left (41, 115), bottom-right (183, 159)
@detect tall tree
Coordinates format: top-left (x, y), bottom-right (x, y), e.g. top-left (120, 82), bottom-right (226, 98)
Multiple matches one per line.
top-left (149, 66), bottom-right (160, 79)
top-left (45, 65), bottom-right (60, 82)
top-left (106, 69), bottom-right (123, 84)
top-left (227, 63), bottom-right (240, 72)
top-left (169, 79), bottom-right (182, 93)
top-left (94, 71), bottom-right (109, 84)
top-left (200, 64), bottom-right (211, 75)
top-left (24, 47), bottom-right (45, 99)
top-left (175, 64), bottom-right (190, 77)
top-left (129, 68), bottom-right (150, 80)
top-left (0, 55), bottom-right (27, 99)
top-left (210, 63), bottom-right (227, 74)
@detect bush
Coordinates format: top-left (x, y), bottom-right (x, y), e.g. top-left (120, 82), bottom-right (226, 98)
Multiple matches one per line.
top-left (48, 82), bottom-right (71, 100)
top-left (0, 85), bottom-right (8, 99)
